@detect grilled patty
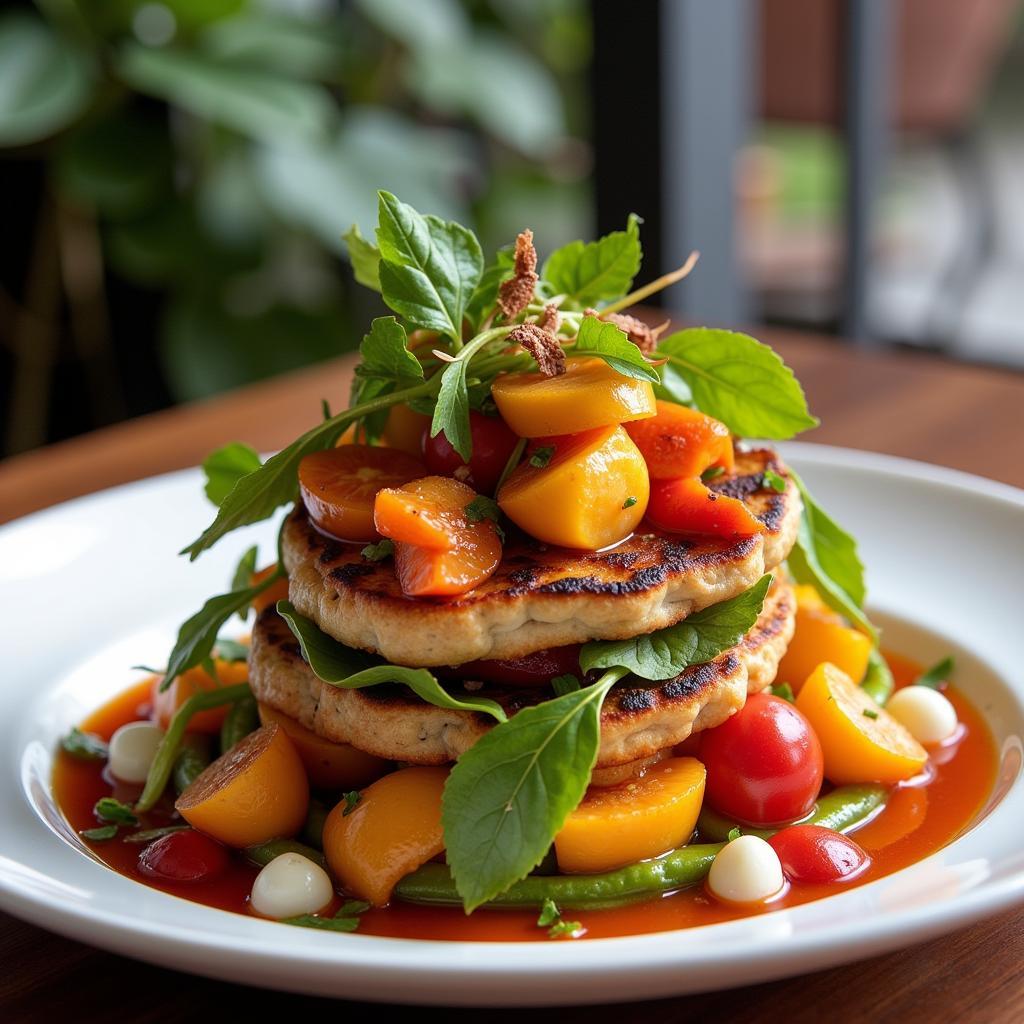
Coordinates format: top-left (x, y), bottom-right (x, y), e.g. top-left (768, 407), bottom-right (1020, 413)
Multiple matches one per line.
top-left (248, 577), bottom-right (795, 769)
top-left (282, 448), bottom-right (801, 667)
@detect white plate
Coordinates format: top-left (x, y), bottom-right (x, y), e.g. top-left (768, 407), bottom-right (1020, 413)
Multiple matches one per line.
top-left (1, 443), bottom-right (1023, 1006)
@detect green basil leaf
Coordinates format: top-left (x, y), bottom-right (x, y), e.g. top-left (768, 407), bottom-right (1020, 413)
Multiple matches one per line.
top-left (375, 190), bottom-right (483, 343)
top-left (161, 581), bottom-right (268, 690)
top-left (230, 545), bottom-right (258, 621)
top-left (356, 316), bottom-right (424, 384)
top-left (914, 656), bottom-right (955, 690)
top-left (537, 897), bottom-right (561, 927)
top-left (787, 471), bottom-right (875, 640)
top-left (81, 825), bottom-right (119, 841)
top-left (654, 328), bottom-right (818, 439)
top-left (202, 443), bottom-right (263, 507)
top-left (442, 678), bottom-right (611, 911)
top-left (361, 539), bottom-right (394, 562)
top-left (580, 574), bottom-right (772, 680)
top-left (342, 223), bottom-right (381, 291)
top-left (94, 797), bottom-right (138, 827)
top-left (572, 316), bottom-right (659, 383)
top-left (542, 213), bottom-right (641, 308)
top-left (277, 601), bottom-right (507, 722)
top-left (465, 246), bottom-right (514, 328)
top-left (430, 357), bottom-right (471, 461)
top-left (61, 727), bottom-right (108, 762)
top-left (213, 638), bottom-right (249, 663)
top-left (463, 495), bottom-right (501, 526)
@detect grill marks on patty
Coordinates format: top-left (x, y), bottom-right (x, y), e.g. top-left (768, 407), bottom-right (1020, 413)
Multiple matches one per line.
top-left (282, 448), bottom-right (802, 667)
top-left (248, 579), bottom-right (796, 768)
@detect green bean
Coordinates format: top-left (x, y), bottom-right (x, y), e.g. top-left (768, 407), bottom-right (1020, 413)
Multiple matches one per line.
top-left (245, 838), bottom-right (327, 871)
top-left (135, 684), bottom-right (251, 813)
top-left (220, 696), bottom-right (259, 755)
top-left (696, 783), bottom-right (888, 842)
top-left (172, 734), bottom-right (212, 795)
top-left (302, 798), bottom-right (328, 850)
top-left (395, 783), bottom-right (889, 911)
top-left (395, 845), bottom-right (723, 911)
top-left (862, 648), bottom-right (895, 705)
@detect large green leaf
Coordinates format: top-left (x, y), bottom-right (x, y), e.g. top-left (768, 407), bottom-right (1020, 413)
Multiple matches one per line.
top-left (116, 44), bottom-right (334, 143)
top-left (571, 315), bottom-right (659, 383)
top-left (376, 190), bottom-right (483, 343)
top-left (542, 214), bottom-right (641, 308)
top-left (655, 328), bottom-right (818, 440)
top-left (0, 15), bottom-right (93, 146)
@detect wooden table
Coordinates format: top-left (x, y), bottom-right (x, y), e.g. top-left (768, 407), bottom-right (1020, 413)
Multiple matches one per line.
top-left (2, 328), bottom-right (1024, 1021)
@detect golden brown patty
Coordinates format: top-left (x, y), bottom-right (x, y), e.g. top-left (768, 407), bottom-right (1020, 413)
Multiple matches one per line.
top-left (282, 448), bottom-right (800, 667)
top-left (249, 578), bottom-right (795, 769)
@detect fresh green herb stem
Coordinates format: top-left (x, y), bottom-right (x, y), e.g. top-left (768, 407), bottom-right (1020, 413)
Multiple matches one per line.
top-left (494, 436), bottom-right (526, 495)
top-left (600, 251), bottom-right (700, 315)
top-left (862, 648), bottom-right (895, 705)
top-left (401, 783), bottom-right (887, 911)
top-left (696, 784), bottom-right (888, 843)
top-left (220, 696), bottom-right (259, 754)
top-left (136, 684), bottom-right (252, 812)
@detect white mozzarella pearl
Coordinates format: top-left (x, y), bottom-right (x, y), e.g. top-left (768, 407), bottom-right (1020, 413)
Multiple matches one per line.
top-left (250, 853), bottom-right (334, 919)
top-left (886, 686), bottom-right (958, 744)
top-left (108, 721), bottom-right (164, 783)
top-left (708, 835), bottom-right (785, 904)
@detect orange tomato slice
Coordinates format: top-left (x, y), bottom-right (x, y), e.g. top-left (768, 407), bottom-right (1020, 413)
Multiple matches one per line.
top-left (298, 445), bottom-right (425, 542)
top-left (249, 564), bottom-right (290, 616)
top-left (624, 400), bottom-right (734, 479)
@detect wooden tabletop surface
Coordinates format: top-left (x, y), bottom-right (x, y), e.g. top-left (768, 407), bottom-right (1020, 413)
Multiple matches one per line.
top-left (2, 327), bottom-right (1024, 1021)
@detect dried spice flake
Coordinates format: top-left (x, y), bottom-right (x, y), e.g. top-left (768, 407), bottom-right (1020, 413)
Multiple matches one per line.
top-left (497, 229), bottom-right (539, 319)
top-left (509, 323), bottom-right (566, 377)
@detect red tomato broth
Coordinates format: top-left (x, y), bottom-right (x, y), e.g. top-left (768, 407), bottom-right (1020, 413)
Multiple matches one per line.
top-left (51, 652), bottom-right (997, 941)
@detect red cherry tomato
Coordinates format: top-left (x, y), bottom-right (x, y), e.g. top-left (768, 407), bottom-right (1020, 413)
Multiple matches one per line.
top-left (700, 693), bottom-right (824, 826)
top-left (768, 825), bottom-right (870, 884)
top-left (138, 829), bottom-right (229, 883)
top-left (422, 411), bottom-right (519, 495)
top-left (447, 645), bottom-right (583, 688)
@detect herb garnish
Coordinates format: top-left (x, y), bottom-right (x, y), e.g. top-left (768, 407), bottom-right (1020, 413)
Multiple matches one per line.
top-left (529, 446), bottom-right (555, 469)
top-left (361, 539), bottom-right (395, 562)
top-left (341, 791), bottom-right (362, 817)
top-left (701, 465), bottom-right (726, 482)
top-left (61, 727), bottom-right (108, 762)
top-left (763, 469), bottom-right (787, 493)
top-left (727, 827), bottom-right (742, 842)
top-left (537, 898), bottom-right (561, 927)
top-left (123, 825), bottom-right (191, 844)
top-left (547, 919), bottom-right (586, 940)
top-left (202, 443), bottom-right (263, 507)
top-left (464, 496), bottom-right (505, 540)
top-left (94, 797), bottom-right (139, 827)
top-left (81, 825), bottom-right (119, 842)
top-left (622, 496), bottom-right (637, 509)
top-left (771, 682), bottom-right (796, 704)
top-left (278, 601), bottom-right (507, 723)
top-left (914, 656), bottom-right (954, 690)
top-left (285, 900), bottom-right (370, 933)
top-left (863, 709), bottom-right (879, 720)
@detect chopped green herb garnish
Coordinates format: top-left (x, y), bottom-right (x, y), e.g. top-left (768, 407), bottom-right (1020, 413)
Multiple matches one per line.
top-left (701, 465), bottom-right (726, 482)
top-left (914, 656), bottom-right (954, 690)
top-left (771, 682), bottom-right (795, 704)
top-left (763, 468), bottom-right (787, 493)
top-left (464, 496), bottom-right (506, 540)
top-left (61, 727), bottom-right (108, 762)
top-left (622, 496), bottom-right (638, 509)
top-left (123, 825), bottom-right (191, 844)
top-left (213, 638), bottom-right (249, 663)
top-left (551, 675), bottom-right (581, 696)
top-left (727, 827), bottom-right (742, 842)
top-left (80, 825), bottom-right (118, 841)
top-left (537, 898), bottom-right (561, 928)
top-left (529, 446), bottom-right (555, 469)
top-left (863, 709), bottom-right (879, 720)
top-left (342, 791), bottom-right (362, 816)
top-left (548, 919), bottom-right (586, 940)
top-left (361, 539), bottom-right (394, 562)
top-left (337, 900), bottom-right (371, 916)
top-left (94, 797), bottom-right (138, 827)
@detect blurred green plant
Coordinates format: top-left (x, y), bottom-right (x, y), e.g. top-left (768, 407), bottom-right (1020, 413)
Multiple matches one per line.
top-left (0, 0), bottom-right (591, 434)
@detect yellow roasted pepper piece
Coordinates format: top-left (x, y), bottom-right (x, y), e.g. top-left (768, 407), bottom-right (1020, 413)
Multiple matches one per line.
top-left (555, 757), bottom-right (706, 873)
top-left (322, 766), bottom-right (447, 907)
top-left (497, 425), bottom-right (649, 549)
top-left (796, 663), bottom-right (927, 784)
top-left (491, 357), bottom-right (656, 438)
top-left (776, 585), bottom-right (873, 692)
